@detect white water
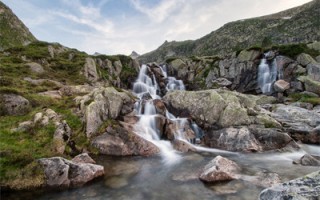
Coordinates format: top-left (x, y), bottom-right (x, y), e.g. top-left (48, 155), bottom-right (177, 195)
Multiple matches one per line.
top-left (258, 52), bottom-right (279, 94)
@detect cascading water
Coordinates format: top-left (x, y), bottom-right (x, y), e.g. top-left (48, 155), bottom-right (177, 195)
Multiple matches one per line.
top-left (258, 52), bottom-right (280, 94)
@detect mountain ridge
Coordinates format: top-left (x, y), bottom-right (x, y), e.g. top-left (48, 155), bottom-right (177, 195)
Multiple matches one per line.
top-left (138, 0), bottom-right (320, 63)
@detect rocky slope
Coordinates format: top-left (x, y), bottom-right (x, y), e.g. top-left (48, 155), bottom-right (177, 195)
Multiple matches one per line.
top-left (0, 1), bottom-right (37, 50)
top-left (139, 0), bottom-right (320, 63)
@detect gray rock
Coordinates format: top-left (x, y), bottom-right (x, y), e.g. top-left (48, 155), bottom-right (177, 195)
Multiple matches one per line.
top-left (83, 57), bottom-right (99, 83)
top-left (307, 63), bottom-right (320, 82)
top-left (290, 81), bottom-right (304, 92)
top-left (12, 120), bottom-right (33, 132)
top-left (39, 157), bottom-right (104, 188)
top-left (26, 62), bottom-right (44, 74)
top-left (293, 154), bottom-right (320, 166)
top-left (296, 53), bottom-right (317, 67)
top-left (259, 170), bottom-right (320, 200)
top-left (59, 85), bottom-right (94, 96)
top-left (273, 80), bottom-right (290, 92)
top-left (0, 94), bottom-right (31, 116)
top-left (72, 153), bottom-right (96, 164)
top-left (23, 77), bottom-right (64, 88)
top-left (204, 127), bottom-right (262, 152)
top-left (272, 104), bottom-right (320, 144)
top-left (199, 156), bottom-right (241, 182)
top-left (53, 120), bottom-right (72, 154)
top-left (237, 50), bottom-right (261, 62)
top-left (38, 90), bottom-right (62, 99)
top-left (211, 78), bottom-right (232, 87)
top-left (172, 139), bottom-right (197, 153)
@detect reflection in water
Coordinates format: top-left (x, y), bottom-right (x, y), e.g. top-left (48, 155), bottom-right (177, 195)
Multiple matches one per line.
top-left (4, 144), bottom-right (319, 200)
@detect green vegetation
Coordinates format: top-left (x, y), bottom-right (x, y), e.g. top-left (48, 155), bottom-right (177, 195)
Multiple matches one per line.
top-left (271, 43), bottom-right (319, 59)
top-left (289, 93), bottom-right (320, 106)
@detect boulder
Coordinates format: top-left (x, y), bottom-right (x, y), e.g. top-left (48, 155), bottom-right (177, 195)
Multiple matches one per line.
top-left (23, 77), bottom-right (64, 88)
top-left (26, 62), bottom-right (44, 74)
top-left (293, 154), bottom-right (320, 166)
top-left (259, 171), bottom-right (320, 200)
top-left (296, 53), bottom-right (317, 67)
top-left (59, 85), bottom-right (94, 96)
top-left (53, 120), bottom-right (72, 154)
top-left (199, 156), bottom-right (240, 182)
top-left (91, 124), bottom-right (160, 156)
top-left (83, 57), bottom-right (99, 83)
top-left (307, 63), bottom-right (320, 82)
top-left (210, 78), bottom-right (232, 87)
top-left (272, 104), bottom-right (320, 144)
top-left (172, 140), bottom-right (196, 153)
top-left (38, 156), bottom-right (104, 188)
top-left (72, 153), bottom-right (96, 164)
top-left (204, 127), bottom-right (262, 152)
top-left (0, 94), bottom-right (31, 116)
top-left (237, 50), bottom-right (261, 62)
top-left (75, 87), bottom-right (134, 138)
top-left (38, 90), bottom-right (62, 99)
top-left (273, 80), bottom-right (290, 92)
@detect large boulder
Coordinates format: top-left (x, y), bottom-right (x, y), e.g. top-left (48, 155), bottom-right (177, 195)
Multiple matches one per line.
top-left (91, 124), bottom-right (160, 156)
top-left (75, 87), bottom-right (134, 138)
top-left (83, 57), bottom-right (99, 83)
top-left (26, 62), bottom-right (45, 74)
top-left (307, 63), bottom-right (320, 82)
top-left (296, 53), bottom-right (317, 67)
top-left (271, 104), bottom-right (320, 144)
top-left (199, 156), bottom-right (241, 182)
top-left (0, 94), bottom-right (31, 116)
top-left (38, 156), bottom-right (104, 188)
top-left (259, 171), bottom-right (320, 200)
top-left (273, 80), bottom-right (290, 92)
top-left (293, 154), bottom-right (320, 166)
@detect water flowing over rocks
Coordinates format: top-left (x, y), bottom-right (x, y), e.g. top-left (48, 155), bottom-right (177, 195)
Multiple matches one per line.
top-left (259, 170), bottom-right (320, 200)
top-left (39, 155), bottom-right (104, 188)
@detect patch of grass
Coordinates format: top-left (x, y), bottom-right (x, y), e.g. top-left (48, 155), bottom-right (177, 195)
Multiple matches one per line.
top-left (289, 93), bottom-right (320, 105)
top-left (271, 44), bottom-right (319, 59)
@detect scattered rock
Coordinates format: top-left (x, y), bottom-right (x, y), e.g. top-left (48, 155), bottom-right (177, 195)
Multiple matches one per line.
top-left (293, 154), bottom-right (320, 166)
top-left (259, 170), bottom-right (320, 200)
top-left (0, 94), bottom-right (31, 116)
top-left (273, 80), bottom-right (290, 92)
top-left (23, 77), bottom-right (64, 88)
top-left (199, 156), bottom-right (241, 182)
top-left (38, 156), bottom-right (104, 188)
top-left (38, 90), bottom-right (62, 99)
top-left (72, 153), bottom-right (96, 164)
top-left (59, 85), bottom-right (94, 96)
top-left (26, 62), bottom-right (44, 74)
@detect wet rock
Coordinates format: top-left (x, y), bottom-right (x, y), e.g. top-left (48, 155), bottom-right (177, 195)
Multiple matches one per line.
top-left (72, 153), bottom-right (96, 164)
top-left (293, 154), bottom-right (320, 166)
top-left (0, 94), bottom-right (31, 116)
top-left (26, 62), bottom-right (44, 74)
top-left (105, 176), bottom-right (128, 189)
top-left (172, 140), bottom-right (196, 153)
top-left (153, 99), bottom-right (166, 116)
top-left (91, 124), bottom-right (159, 156)
top-left (171, 169), bottom-right (199, 182)
top-left (272, 104), bottom-right (320, 144)
top-left (39, 157), bottom-right (104, 188)
top-left (241, 171), bottom-right (281, 188)
top-left (205, 127), bottom-right (262, 152)
top-left (199, 156), bottom-right (241, 182)
top-left (259, 170), bottom-right (320, 200)
top-left (273, 80), bottom-right (290, 92)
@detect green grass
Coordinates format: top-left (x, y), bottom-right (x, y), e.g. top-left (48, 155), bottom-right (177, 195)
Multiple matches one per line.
top-left (289, 93), bottom-right (320, 105)
top-left (270, 43), bottom-right (319, 59)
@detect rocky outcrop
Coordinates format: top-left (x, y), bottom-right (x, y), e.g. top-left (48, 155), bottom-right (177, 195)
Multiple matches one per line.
top-left (26, 62), bottom-right (44, 74)
top-left (83, 57), bottom-right (99, 83)
top-left (271, 104), bottom-right (320, 144)
top-left (91, 123), bottom-right (159, 156)
top-left (259, 171), bottom-right (320, 200)
top-left (293, 154), bottom-right (320, 166)
top-left (75, 87), bottom-right (134, 138)
top-left (0, 94), bottom-right (31, 116)
top-left (199, 156), bottom-right (241, 182)
top-left (38, 155), bottom-right (104, 188)
top-left (72, 153), bottom-right (96, 164)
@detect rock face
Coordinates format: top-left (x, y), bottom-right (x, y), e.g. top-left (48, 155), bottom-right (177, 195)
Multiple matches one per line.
top-left (199, 156), bottom-right (240, 182)
top-left (91, 124), bottom-right (160, 156)
top-left (0, 94), bottom-right (31, 116)
top-left (272, 104), bottom-right (320, 144)
top-left (38, 156), bottom-right (104, 188)
top-left (83, 57), bottom-right (99, 83)
top-left (259, 171), bottom-right (320, 200)
top-left (75, 87), bottom-right (134, 138)
top-left (26, 62), bottom-right (45, 74)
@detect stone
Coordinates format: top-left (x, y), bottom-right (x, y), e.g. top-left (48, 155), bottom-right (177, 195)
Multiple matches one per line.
top-left (290, 102), bottom-right (313, 110)
top-left (204, 127), bottom-right (262, 152)
top-left (259, 171), bottom-right (320, 200)
top-left (296, 53), bottom-right (317, 67)
top-left (91, 124), bottom-right (160, 156)
top-left (290, 81), bottom-right (304, 92)
top-left (237, 50), bottom-right (261, 62)
top-left (273, 80), bottom-right (290, 92)
top-left (0, 94), bottom-right (31, 116)
top-left (265, 51), bottom-right (276, 61)
top-left (38, 90), bottom-right (62, 99)
top-left (307, 63), bottom-right (320, 82)
top-left (293, 154), bottom-right (320, 166)
top-left (105, 176), bottom-right (128, 189)
top-left (26, 62), bottom-right (44, 73)
top-left (307, 41), bottom-right (320, 51)
top-left (272, 104), bottom-right (320, 144)
top-left (72, 153), bottom-right (96, 164)
top-left (53, 121), bottom-right (72, 154)
top-left (199, 156), bottom-right (241, 182)
top-left (23, 77), bottom-right (64, 88)
top-left (38, 157), bottom-right (104, 188)
top-left (83, 57), bottom-right (99, 83)
top-left (211, 78), bottom-right (232, 87)
top-left (241, 171), bottom-right (281, 188)
top-left (59, 85), bottom-right (94, 96)
top-left (12, 120), bottom-right (33, 132)
top-left (33, 112), bottom-right (43, 123)
top-left (172, 140), bottom-right (197, 153)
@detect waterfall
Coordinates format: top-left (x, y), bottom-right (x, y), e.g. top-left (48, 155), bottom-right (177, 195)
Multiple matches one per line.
top-left (132, 64), bottom-right (188, 165)
top-left (258, 52), bottom-right (279, 94)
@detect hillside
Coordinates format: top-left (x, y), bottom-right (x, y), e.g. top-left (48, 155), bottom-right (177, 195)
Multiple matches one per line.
top-left (139, 0), bottom-right (320, 63)
top-left (0, 1), bottom-right (37, 50)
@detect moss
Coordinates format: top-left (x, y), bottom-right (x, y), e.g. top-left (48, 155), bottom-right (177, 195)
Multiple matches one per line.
top-left (271, 44), bottom-right (319, 59)
top-left (289, 93), bottom-right (320, 106)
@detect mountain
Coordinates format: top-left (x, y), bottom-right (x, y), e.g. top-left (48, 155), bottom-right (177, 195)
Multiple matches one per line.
top-left (0, 1), bottom-right (37, 50)
top-left (129, 51), bottom-right (140, 59)
top-left (139, 0), bottom-right (320, 63)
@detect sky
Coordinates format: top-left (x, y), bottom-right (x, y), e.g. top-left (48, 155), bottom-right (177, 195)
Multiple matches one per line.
top-left (2, 0), bottom-right (312, 55)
